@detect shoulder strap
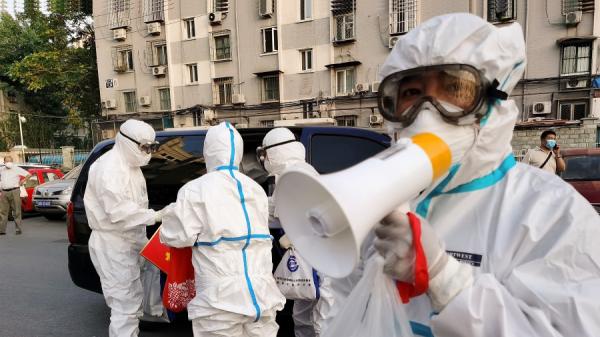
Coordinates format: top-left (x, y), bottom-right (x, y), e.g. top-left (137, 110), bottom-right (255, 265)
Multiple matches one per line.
top-left (539, 151), bottom-right (553, 169)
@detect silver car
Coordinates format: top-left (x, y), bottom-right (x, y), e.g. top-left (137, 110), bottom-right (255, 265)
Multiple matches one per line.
top-left (33, 165), bottom-right (82, 220)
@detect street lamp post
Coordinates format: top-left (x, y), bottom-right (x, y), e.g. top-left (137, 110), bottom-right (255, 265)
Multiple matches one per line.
top-left (18, 113), bottom-right (26, 161)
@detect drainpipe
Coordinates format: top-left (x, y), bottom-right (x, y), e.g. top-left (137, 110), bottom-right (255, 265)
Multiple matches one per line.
top-left (234, 0), bottom-right (242, 95)
top-left (469, 0), bottom-right (476, 14)
top-left (522, 0), bottom-right (529, 121)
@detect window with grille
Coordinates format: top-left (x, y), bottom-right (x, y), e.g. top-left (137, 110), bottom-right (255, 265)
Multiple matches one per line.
top-left (209, 0), bottom-right (229, 13)
top-left (561, 42), bottom-right (591, 76)
top-left (123, 91), bottom-right (137, 112)
top-left (559, 101), bottom-right (587, 120)
top-left (390, 0), bottom-right (418, 35)
top-left (113, 47), bottom-right (134, 72)
top-left (300, 0), bottom-right (312, 20)
top-left (336, 68), bottom-right (355, 95)
top-left (261, 75), bottom-right (280, 102)
top-left (487, 0), bottom-right (516, 23)
top-left (300, 49), bottom-right (313, 71)
top-left (108, 0), bottom-right (130, 28)
top-left (187, 63), bottom-right (199, 83)
top-left (143, 0), bottom-right (164, 23)
top-left (260, 120), bottom-right (275, 127)
top-left (213, 77), bottom-right (233, 105)
top-left (335, 115), bottom-right (357, 127)
top-left (303, 101), bottom-right (316, 118)
top-left (184, 18), bottom-right (196, 39)
top-left (159, 88), bottom-right (171, 110)
top-left (562, 0), bottom-right (582, 14)
top-left (153, 42), bottom-right (167, 66)
top-left (261, 27), bottom-right (278, 53)
top-left (213, 33), bottom-right (231, 60)
top-left (334, 13), bottom-right (354, 41)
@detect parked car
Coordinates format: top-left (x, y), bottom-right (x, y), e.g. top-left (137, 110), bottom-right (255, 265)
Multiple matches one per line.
top-left (67, 126), bottom-right (390, 334)
top-left (561, 148), bottom-right (600, 214)
top-left (33, 165), bottom-right (82, 220)
top-left (18, 164), bottom-right (64, 213)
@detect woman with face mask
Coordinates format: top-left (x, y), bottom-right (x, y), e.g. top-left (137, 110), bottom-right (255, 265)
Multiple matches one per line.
top-left (370, 13), bottom-right (600, 337)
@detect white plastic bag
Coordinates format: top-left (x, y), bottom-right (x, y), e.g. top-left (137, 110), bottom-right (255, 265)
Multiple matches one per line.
top-left (274, 247), bottom-right (320, 300)
top-left (322, 255), bottom-right (414, 337)
top-left (19, 186), bottom-right (28, 198)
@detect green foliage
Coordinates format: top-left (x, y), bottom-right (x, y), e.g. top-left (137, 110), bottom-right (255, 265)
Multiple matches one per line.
top-left (0, 9), bottom-right (99, 150)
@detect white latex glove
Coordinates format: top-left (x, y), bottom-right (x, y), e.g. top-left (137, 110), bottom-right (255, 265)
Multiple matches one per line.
top-left (373, 210), bottom-right (474, 311)
top-left (154, 208), bottom-right (165, 224)
top-left (279, 234), bottom-right (292, 250)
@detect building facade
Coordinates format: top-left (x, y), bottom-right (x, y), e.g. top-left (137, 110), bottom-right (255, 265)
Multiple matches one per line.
top-left (94, 0), bottom-right (600, 145)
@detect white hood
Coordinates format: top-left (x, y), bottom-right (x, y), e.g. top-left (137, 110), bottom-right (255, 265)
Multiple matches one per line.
top-left (114, 119), bottom-right (156, 167)
top-left (262, 128), bottom-right (307, 178)
top-left (204, 122), bottom-right (244, 172)
top-left (380, 13), bottom-right (526, 191)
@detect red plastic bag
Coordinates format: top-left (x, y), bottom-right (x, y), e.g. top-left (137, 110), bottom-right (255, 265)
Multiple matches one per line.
top-left (162, 247), bottom-right (196, 312)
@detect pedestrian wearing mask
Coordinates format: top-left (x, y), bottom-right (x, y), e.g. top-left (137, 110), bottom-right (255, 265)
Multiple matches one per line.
top-left (0, 156), bottom-right (31, 235)
top-left (522, 130), bottom-right (566, 174)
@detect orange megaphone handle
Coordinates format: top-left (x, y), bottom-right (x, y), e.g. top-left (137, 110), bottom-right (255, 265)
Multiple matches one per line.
top-left (396, 212), bottom-right (429, 304)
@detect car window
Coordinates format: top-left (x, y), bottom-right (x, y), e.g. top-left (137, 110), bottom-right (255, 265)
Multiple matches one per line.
top-left (63, 165), bottom-right (82, 180)
top-left (562, 155), bottom-right (600, 180)
top-left (310, 134), bottom-right (387, 174)
top-left (43, 172), bottom-right (59, 182)
top-left (144, 135), bottom-right (206, 208)
top-left (25, 174), bottom-right (39, 188)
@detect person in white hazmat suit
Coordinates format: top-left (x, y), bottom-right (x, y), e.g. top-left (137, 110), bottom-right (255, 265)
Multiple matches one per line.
top-left (85, 119), bottom-right (166, 337)
top-left (159, 122), bottom-right (285, 337)
top-left (259, 128), bottom-right (335, 337)
top-left (368, 13), bottom-right (600, 337)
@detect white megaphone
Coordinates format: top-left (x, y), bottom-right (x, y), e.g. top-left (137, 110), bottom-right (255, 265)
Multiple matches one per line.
top-left (274, 133), bottom-right (452, 278)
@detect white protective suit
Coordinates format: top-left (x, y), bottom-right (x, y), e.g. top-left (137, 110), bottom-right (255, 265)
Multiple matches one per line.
top-left (160, 122), bottom-right (285, 337)
top-left (371, 13), bottom-right (600, 337)
top-left (262, 128), bottom-right (336, 337)
top-left (84, 119), bottom-right (165, 337)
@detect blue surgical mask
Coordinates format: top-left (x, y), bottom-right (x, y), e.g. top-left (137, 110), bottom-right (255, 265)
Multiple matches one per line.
top-left (546, 139), bottom-right (556, 149)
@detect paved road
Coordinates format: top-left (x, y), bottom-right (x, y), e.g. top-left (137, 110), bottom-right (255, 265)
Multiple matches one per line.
top-left (0, 216), bottom-right (193, 337)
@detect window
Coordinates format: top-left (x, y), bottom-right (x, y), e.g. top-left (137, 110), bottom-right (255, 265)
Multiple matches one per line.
top-left (300, 49), bottom-right (313, 72)
top-left (113, 47), bottom-right (134, 72)
top-left (187, 63), bottom-right (198, 83)
top-left (109, 0), bottom-right (130, 28)
top-left (153, 42), bottom-right (167, 65)
top-left (336, 68), bottom-right (355, 95)
top-left (562, 0), bottom-right (582, 14)
top-left (562, 155), bottom-right (600, 180)
top-left (213, 77), bottom-right (233, 105)
top-left (310, 134), bottom-right (386, 174)
top-left (300, 0), bottom-right (312, 20)
top-left (487, 0), bottom-right (516, 22)
top-left (335, 115), bottom-right (357, 127)
top-left (209, 0), bottom-right (229, 13)
top-left (159, 88), bottom-right (171, 110)
top-left (260, 120), bottom-right (275, 127)
top-left (390, 0), bottom-right (418, 35)
top-left (43, 172), bottom-right (59, 182)
top-left (261, 27), bottom-right (278, 53)
top-left (302, 101), bottom-right (315, 118)
top-left (213, 33), bottom-right (231, 60)
top-left (561, 43), bottom-right (591, 76)
top-left (184, 18), bottom-right (196, 39)
top-left (261, 75), bottom-right (280, 102)
top-left (334, 13), bottom-right (354, 41)
top-left (25, 175), bottom-right (39, 189)
top-left (559, 101), bottom-right (587, 120)
top-left (144, 0), bottom-right (164, 23)
top-left (123, 91), bottom-right (137, 112)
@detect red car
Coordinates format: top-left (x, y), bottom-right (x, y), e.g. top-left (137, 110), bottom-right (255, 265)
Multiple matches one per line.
top-left (18, 164), bottom-right (64, 212)
top-left (561, 148), bottom-right (600, 214)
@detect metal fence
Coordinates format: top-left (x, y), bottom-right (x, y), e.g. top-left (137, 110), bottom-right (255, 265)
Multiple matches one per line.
top-left (24, 149), bottom-right (89, 167)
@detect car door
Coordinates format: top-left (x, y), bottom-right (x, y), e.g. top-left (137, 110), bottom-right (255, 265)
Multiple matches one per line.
top-left (22, 170), bottom-right (42, 212)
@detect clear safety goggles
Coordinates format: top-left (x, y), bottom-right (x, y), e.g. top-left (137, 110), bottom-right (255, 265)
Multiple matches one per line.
top-left (256, 139), bottom-right (296, 166)
top-left (377, 64), bottom-right (508, 126)
top-left (119, 131), bottom-right (160, 154)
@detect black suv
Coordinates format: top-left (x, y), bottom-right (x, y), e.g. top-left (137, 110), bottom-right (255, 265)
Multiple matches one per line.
top-left (67, 126), bottom-right (390, 333)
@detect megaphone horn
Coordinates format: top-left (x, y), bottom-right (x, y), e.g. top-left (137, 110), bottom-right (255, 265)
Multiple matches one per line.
top-left (275, 133), bottom-right (451, 278)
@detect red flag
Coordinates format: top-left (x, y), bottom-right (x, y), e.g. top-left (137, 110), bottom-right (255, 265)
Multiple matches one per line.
top-left (141, 228), bottom-right (171, 273)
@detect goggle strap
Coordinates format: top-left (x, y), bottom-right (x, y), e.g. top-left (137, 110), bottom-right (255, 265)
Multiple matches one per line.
top-left (263, 139), bottom-right (296, 151)
top-left (487, 79), bottom-right (508, 100)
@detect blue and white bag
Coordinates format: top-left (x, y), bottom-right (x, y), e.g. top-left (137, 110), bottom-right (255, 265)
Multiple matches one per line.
top-left (274, 247), bottom-right (320, 300)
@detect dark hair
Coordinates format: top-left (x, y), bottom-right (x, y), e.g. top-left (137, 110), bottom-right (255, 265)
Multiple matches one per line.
top-left (540, 130), bottom-right (556, 140)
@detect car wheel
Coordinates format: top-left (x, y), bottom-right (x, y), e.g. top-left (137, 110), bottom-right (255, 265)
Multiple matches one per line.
top-left (43, 214), bottom-right (65, 221)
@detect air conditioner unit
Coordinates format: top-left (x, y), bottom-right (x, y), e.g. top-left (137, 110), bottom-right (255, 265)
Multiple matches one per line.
top-left (565, 11), bottom-right (582, 25)
top-left (355, 83), bottom-right (369, 93)
top-left (389, 36), bottom-right (399, 49)
top-left (259, 0), bottom-right (273, 17)
top-left (203, 109), bottom-right (215, 121)
top-left (103, 99), bottom-right (117, 109)
top-left (369, 114), bottom-right (383, 125)
top-left (152, 66), bottom-right (167, 76)
top-left (147, 22), bottom-right (161, 35)
top-left (232, 94), bottom-right (246, 105)
top-left (208, 12), bottom-right (223, 24)
top-left (309, 111), bottom-right (321, 118)
top-left (139, 96), bottom-right (151, 106)
top-left (565, 78), bottom-right (587, 89)
top-left (112, 28), bottom-right (127, 41)
top-left (530, 101), bottom-right (551, 115)
top-left (371, 81), bottom-right (381, 93)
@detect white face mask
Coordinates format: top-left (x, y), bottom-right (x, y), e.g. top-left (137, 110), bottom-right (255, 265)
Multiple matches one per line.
top-left (392, 103), bottom-right (477, 165)
top-left (5, 162), bottom-right (13, 169)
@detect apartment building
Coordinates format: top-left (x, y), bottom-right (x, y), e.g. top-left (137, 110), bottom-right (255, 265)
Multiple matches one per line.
top-left (94, 0), bottom-right (599, 137)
